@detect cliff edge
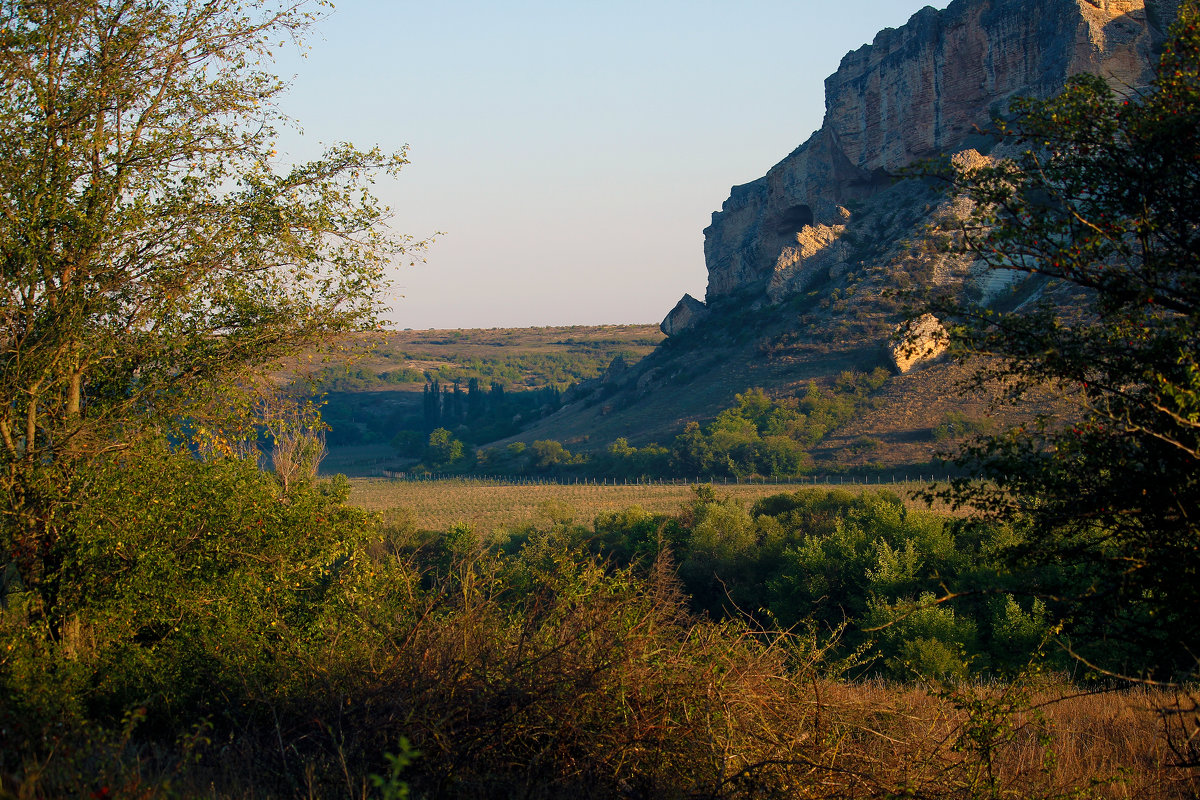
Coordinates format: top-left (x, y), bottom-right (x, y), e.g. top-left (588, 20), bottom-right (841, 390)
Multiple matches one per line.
top-left (520, 0), bottom-right (1178, 468)
top-left (689, 0), bottom-right (1176, 312)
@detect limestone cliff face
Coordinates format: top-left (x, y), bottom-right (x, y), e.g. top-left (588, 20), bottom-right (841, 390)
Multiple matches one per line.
top-left (699, 0), bottom-right (1176, 306)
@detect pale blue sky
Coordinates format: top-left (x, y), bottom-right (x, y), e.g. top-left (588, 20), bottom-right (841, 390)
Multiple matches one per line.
top-left (274, 1), bottom-right (951, 329)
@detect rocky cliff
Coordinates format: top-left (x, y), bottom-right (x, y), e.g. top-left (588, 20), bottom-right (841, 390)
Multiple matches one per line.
top-left (516, 0), bottom-right (1180, 468)
top-left (682, 0), bottom-right (1177, 318)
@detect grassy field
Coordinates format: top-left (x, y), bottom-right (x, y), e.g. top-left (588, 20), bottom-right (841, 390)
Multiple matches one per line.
top-left (347, 476), bottom-right (940, 532)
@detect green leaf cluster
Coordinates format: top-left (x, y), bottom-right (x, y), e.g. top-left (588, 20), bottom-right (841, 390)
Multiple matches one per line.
top-left (506, 487), bottom-right (1054, 680)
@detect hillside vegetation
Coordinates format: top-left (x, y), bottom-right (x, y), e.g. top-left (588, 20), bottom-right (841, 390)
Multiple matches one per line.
top-left (5, 456), bottom-right (1197, 798)
top-left (309, 321), bottom-right (1009, 479)
top-left (6, 1), bottom-right (1200, 798)
top-left (299, 326), bottom-right (662, 458)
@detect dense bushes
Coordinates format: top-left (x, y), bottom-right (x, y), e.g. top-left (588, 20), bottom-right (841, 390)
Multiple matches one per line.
top-left (1, 447), bottom-right (368, 748)
top-left (2, 446), bottom-right (1189, 797)
top-left (577, 487), bottom-right (1053, 679)
top-left (624, 373), bottom-right (890, 479)
top-left (475, 485), bottom-right (1052, 680)
top-left (0, 446), bottom-right (879, 797)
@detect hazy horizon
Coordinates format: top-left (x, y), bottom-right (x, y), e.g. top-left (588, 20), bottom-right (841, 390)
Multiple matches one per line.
top-left (274, 2), bottom-right (952, 330)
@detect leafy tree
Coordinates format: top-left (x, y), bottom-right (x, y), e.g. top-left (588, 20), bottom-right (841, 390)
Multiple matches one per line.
top-left (425, 427), bottom-right (464, 468)
top-left (258, 387), bottom-right (327, 493)
top-left (0, 0), bottom-right (417, 627)
top-left (529, 439), bottom-right (573, 471)
top-left (608, 437), bottom-right (637, 460)
top-left (423, 380), bottom-right (442, 429)
top-left (670, 421), bottom-right (718, 475)
top-left (927, 2), bottom-right (1200, 676)
top-left (392, 429), bottom-right (426, 458)
top-left (598, 437), bottom-right (671, 479)
top-left (667, 387), bottom-right (855, 478)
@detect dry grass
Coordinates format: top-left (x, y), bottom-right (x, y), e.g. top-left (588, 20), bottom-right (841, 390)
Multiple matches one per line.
top-left (347, 477), bottom-right (942, 532)
top-left (333, 478), bottom-right (1200, 798)
top-left (807, 680), bottom-right (1199, 799)
top-left (202, 541), bottom-right (1200, 799)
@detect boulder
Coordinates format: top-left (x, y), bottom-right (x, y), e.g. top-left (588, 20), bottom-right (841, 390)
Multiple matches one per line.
top-left (660, 293), bottom-right (708, 337)
top-left (889, 313), bottom-right (948, 373)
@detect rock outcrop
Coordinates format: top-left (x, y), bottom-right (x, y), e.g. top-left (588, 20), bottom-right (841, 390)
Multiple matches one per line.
top-left (522, 0), bottom-right (1179, 467)
top-left (889, 313), bottom-right (948, 373)
top-left (766, 206), bottom-right (852, 303)
top-left (701, 0), bottom-right (1177, 306)
top-left (660, 293), bottom-right (708, 337)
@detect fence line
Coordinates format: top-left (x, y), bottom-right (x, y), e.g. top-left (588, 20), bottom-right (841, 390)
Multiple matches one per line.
top-left (376, 471), bottom-right (972, 487)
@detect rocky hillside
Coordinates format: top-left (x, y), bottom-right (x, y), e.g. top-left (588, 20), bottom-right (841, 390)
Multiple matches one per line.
top-left (695, 0), bottom-right (1173, 313)
top-left (514, 0), bottom-right (1178, 468)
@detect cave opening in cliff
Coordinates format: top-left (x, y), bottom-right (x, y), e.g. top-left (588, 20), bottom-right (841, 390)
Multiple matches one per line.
top-left (773, 204), bottom-right (814, 235)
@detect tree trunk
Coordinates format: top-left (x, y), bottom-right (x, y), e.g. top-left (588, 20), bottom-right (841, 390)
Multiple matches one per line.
top-left (24, 390), bottom-right (38, 462)
top-left (67, 369), bottom-right (82, 417)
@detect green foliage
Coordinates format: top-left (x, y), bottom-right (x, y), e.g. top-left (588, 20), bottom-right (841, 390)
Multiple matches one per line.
top-left (476, 438), bottom-right (586, 475)
top-left (0, 445), bottom-right (1155, 797)
top-left (309, 365), bottom-right (427, 392)
top-left (368, 738), bottom-right (419, 800)
top-left (0, 0), bottom-right (416, 628)
top-left (676, 494), bottom-right (760, 617)
top-left (425, 427), bottom-right (466, 469)
top-left (3, 2), bottom-right (1174, 795)
top-left (4, 445), bottom-right (893, 797)
top-left (529, 439), bottom-right (575, 470)
top-left (666, 382), bottom-right (877, 478)
top-left (592, 505), bottom-right (678, 564)
top-left (925, 2), bottom-right (1200, 677)
top-left (0, 443), bottom-right (371, 782)
top-left (410, 350), bottom-right (621, 388)
top-left (866, 593), bottom-right (977, 680)
top-left (595, 437), bottom-right (672, 479)
top-left (585, 487), bottom-right (1053, 680)
top-left (470, 372), bottom-right (889, 481)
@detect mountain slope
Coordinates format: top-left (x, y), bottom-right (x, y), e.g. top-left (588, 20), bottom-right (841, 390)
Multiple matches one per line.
top-left (515, 0), bottom-right (1177, 468)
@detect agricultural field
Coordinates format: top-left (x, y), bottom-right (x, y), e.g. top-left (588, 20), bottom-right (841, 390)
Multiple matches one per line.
top-left (347, 476), bottom-right (942, 532)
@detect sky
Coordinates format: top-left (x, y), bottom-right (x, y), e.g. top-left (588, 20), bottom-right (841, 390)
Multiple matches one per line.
top-left (273, 1), bottom-right (951, 330)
